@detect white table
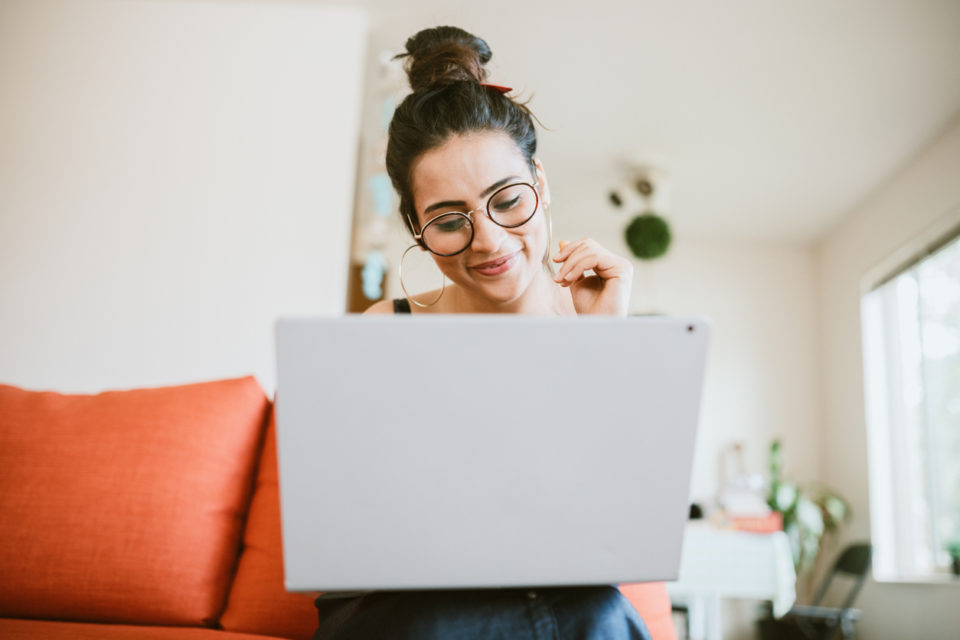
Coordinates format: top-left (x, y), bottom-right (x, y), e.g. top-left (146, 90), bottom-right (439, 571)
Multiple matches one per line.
top-left (665, 521), bottom-right (796, 640)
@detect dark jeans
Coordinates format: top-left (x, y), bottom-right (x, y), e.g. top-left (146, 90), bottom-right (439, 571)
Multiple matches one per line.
top-left (312, 585), bottom-right (653, 640)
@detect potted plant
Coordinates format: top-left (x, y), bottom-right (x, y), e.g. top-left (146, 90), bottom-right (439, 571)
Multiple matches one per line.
top-left (767, 440), bottom-right (851, 575)
top-left (947, 540), bottom-right (960, 577)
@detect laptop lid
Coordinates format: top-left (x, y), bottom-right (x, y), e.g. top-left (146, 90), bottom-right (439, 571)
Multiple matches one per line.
top-left (274, 315), bottom-right (710, 592)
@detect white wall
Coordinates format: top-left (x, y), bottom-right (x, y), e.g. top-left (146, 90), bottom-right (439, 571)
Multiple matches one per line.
top-left (815, 114), bottom-right (960, 640)
top-left (0, 0), bottom-right (368, 395)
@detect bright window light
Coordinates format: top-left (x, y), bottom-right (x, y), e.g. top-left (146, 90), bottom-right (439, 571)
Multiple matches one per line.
top-left (861, 226), bottom-right (960, 582)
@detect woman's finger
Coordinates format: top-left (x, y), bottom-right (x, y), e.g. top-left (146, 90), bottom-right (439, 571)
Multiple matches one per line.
top-left (553, 241), bottom-right (588, 279)
top-left (555, 239), bottom-right (597, 269)
top-left (555, 245), bottom-right (600, 284)
top-left (552, 238), bottom-right (585, 263)
top-left (577, 239), bottom-right (631, 281)
top-left (550, 238), bottom-right (633, 316)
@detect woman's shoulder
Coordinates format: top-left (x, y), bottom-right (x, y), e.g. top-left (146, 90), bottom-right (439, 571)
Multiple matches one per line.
top-left (363, 297), bottom-right (423, 314)
top-left (364, 289), bottom-right (452, 314)
top-left (363, 299), bottom-right (396, 314)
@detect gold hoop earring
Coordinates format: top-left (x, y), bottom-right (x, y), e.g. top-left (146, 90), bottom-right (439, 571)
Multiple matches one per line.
top-left (541, 201), bottom-right (555, 276)
top-left (399, 244), bottom-right (446, 308)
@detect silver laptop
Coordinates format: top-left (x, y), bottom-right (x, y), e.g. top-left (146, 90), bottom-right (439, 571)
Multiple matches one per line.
top-left (274, 315), bottom-right (710, 593)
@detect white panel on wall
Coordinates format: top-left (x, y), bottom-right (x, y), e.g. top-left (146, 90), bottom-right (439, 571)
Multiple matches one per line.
top-left (0, 0), bottom-right (368, 395)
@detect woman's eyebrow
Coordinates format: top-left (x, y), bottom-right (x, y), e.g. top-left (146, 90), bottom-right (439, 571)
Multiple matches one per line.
top-left (422, 175), bottom-right (522, 215)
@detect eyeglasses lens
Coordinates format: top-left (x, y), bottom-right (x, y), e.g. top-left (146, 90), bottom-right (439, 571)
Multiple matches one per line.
top-left (421, 214), bottom-right (474, 256)
top-left (488, 183), bottom-right (537, 228)
top-left (421, 183), bottom-right (538, 256)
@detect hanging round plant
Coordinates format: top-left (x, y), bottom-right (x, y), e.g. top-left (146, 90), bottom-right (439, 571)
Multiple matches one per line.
top-left (625, 212), bottom-right (671, 260)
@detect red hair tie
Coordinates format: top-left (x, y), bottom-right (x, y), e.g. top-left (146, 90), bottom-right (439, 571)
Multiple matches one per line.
top-left (480, 83), bottom-right (513, 94)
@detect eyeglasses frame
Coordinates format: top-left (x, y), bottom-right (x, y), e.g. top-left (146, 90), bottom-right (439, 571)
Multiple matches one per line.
top-left (410, 181), bottom-right (542, 257)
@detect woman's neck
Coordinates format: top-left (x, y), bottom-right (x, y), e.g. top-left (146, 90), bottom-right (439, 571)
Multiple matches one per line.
top-left (444, 271), bottom-right (575, 316)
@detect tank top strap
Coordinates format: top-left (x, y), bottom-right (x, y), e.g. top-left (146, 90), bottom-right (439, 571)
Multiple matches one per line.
top-left (392, 298), bottom-right (412, 314)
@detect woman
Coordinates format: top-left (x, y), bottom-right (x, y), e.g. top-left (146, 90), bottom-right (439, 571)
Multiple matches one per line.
top-left (364, 25), bottom-right (632, 318)
top-left (314, 26), bottom-right (652, 640)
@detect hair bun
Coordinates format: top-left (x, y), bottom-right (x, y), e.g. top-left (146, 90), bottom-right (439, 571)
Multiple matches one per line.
top-left (396, 26), bottom-right (492, 92)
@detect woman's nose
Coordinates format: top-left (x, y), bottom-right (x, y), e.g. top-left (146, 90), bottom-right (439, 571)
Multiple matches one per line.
top-left (469, 211), bottom-right (507, 254)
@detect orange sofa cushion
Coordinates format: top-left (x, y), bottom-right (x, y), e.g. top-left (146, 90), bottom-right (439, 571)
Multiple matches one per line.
top-left (619, 582), bottom-right (677, 640)
top-left (0, 376), bottom-right (270, 627)
top-left (219, 407), bottom-right (319, 639)
top-left (221, 405), bottom-right (677, 640)
top-left (0, 618), bottom-right (290, 640)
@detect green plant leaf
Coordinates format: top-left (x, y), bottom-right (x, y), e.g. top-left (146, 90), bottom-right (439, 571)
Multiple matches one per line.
top-left (774, 482), bottom-right (798, 512)
top-left (822, 494), bottom-right (848, 529)
top-left (769, 440), bottom-right (782, 480)
top-left (800, 534), bottom-right (821, 571)
top-left (785, 522), bottom-right (801, 568)
top-left (797, 497), bottom-right (824, 536)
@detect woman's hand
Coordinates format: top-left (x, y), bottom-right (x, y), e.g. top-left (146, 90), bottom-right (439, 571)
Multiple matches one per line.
top-left (552, 238), bottom-right (633, 316)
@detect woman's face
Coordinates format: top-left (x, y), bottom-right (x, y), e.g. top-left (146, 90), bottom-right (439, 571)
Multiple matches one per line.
top-left (409, 130), bottom-right (551, 305)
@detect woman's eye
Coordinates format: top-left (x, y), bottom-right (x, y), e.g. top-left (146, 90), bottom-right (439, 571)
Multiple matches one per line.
top-left (493, 196), bottom-right (521, 212)
top-left (434, 217), bottom-right (466, 232)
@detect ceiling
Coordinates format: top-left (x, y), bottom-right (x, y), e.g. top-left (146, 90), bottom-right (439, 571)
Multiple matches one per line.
top-left (331, 0), bottom-right (960, 245)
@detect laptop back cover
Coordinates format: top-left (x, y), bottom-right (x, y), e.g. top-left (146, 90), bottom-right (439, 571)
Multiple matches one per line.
top-left (275, 315), bottom-right (710, 592)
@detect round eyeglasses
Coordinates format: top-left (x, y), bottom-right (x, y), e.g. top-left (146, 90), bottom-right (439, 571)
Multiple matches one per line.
top-left (413, 182), bottom-right (541, 257)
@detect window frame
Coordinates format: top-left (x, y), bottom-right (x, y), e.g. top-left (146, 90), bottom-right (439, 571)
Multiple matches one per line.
top-left (859, 205), bottom-right (960, 585)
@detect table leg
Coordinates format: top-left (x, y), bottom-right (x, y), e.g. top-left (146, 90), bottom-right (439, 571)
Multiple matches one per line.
top-left (706, 595), bottom-right (722, 640)
top-left (687, 596), bottom-right (706, 640)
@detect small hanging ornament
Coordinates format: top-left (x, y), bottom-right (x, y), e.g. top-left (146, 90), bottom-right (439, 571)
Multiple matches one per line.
top-left (609, 166), bottom-right (671, 261)
top-left (625, 212), bottom-right (671, 260)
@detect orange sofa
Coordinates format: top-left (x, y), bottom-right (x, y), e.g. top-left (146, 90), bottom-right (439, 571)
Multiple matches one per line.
top-left (0, 376), bottom-right (677, 640)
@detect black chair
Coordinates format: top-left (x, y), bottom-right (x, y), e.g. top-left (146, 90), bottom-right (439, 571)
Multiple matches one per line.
top-left (757, 542), bottom-right (872, 640)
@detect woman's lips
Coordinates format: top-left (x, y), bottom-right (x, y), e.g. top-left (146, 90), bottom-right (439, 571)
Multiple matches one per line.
top-left (471, 251), bottom-right (520, 276)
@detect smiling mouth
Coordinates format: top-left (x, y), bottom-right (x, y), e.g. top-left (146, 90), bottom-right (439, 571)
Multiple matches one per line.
top-left (470, 251), bottom-right (520, 275)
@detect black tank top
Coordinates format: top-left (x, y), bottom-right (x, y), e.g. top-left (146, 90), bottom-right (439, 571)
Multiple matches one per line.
top-left (392, 298), bottom-right (411, 314)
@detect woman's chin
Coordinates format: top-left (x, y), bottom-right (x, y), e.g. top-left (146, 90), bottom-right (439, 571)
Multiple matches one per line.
top-left (467, 269), bottom-right (536, 303)
top-left (444, 250), bottom-right (547, 305)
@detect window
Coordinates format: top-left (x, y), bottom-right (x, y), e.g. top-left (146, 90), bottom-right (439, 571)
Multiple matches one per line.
top-left (861, 215), bottom-right (960, 582)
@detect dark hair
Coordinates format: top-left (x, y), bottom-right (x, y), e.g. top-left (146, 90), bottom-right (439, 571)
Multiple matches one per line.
top-left (386, 26), bottom-right (541, 238)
